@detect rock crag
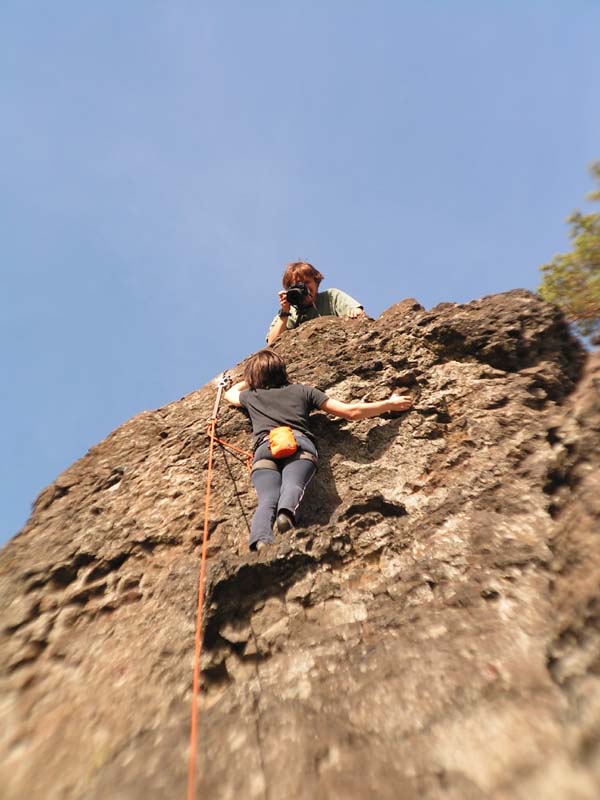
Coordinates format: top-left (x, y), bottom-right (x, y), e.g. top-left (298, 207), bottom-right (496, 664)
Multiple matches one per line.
top-left (1, 290), bottom-right (599, 799)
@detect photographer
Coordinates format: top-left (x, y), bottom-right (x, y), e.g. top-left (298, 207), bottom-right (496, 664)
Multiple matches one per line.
top-left (224, 349), bottom-right (413, 551)
top-left (266, 261), bottom-right (366, 345)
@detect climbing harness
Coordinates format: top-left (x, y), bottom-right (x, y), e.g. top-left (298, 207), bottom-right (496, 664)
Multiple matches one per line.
top-left (187, 372), bottom-right (252, 800)
top-left (252, 450), bottom-right (317, 473)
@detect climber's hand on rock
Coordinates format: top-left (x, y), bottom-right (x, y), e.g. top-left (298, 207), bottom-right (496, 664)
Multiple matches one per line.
top-left (389, 393), bottom-right (413, 412)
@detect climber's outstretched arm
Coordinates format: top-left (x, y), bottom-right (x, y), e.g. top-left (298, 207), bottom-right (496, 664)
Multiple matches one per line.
top-left (224, 381), bottom-right (249, 407)
top-left (321, 393), bottom-right (413, 421)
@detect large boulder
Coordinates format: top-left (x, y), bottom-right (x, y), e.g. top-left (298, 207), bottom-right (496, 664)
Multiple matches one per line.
top-left (1, 290), bottom-right (598, 799)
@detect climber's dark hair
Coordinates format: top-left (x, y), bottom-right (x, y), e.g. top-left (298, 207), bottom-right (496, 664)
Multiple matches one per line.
top-left (243, 349), bottom-right (290, 390)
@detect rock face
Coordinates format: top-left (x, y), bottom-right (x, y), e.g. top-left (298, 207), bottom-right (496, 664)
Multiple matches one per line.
top-left (1, 290), bottom-right (599, 800)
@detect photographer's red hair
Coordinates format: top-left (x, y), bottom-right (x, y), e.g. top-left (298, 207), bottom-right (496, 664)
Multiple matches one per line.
top-left (282, 261), bottom-right (324, 289)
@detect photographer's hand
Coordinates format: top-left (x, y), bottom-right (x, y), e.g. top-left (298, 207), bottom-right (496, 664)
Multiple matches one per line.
top-left (347, 307), bottom-right (366, 319)
top-left (278, 290), bottom-right (291, 314)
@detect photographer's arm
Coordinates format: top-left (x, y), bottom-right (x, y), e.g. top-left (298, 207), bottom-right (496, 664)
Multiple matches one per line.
top-left (266, 290), bottom-right (292, 344)
top-left (267, 315), bottom-right (288, 345)
top-left (321, 393), bottom-right (413, 420)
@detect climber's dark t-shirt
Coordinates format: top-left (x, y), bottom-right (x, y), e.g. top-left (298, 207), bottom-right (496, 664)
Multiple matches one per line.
top-left (239, 384), bottom-right (329, 448)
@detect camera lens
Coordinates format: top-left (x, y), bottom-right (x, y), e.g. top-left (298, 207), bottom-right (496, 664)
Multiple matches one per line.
top-left (286, 282), bottom-right (308, 307)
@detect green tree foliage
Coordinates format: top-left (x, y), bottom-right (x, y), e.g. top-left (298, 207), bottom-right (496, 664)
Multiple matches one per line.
top-left (539, 162), bottom-right (600, 342)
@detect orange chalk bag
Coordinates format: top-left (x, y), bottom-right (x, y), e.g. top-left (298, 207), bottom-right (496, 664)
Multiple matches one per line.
top-left (268, 425), bottom-right (298, 458)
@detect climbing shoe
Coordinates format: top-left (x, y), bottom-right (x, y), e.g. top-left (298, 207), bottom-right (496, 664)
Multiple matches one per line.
top-left (276, 510), bottom-right (295, 534)
top-left (255, 540), bottom-right (269, 552)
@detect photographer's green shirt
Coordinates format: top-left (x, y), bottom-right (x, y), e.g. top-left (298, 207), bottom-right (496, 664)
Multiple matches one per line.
top-left (267, 287), bottom-right (363, 340)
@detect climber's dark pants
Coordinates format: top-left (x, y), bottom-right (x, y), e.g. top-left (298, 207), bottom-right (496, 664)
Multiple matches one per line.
top-left (249, 434), bottom-right (317, 550)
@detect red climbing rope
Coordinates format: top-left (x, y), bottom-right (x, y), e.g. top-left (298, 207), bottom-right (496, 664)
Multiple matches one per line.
top-left (212, 434), bottom-right (253, 471)
top-left (187, 377), bottom-right (253, 800)
top-left (187, 413), bottom-right (217, 800)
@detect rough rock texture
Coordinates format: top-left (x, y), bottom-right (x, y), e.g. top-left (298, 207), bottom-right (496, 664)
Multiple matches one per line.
top-left (1, 290), bottom-right (599, 800)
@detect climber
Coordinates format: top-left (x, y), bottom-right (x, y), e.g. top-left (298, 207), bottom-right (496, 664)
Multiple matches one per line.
top-left (266, 261), bottom-right (366, 344)
top-left (224, 349), bottom-right (413, 551)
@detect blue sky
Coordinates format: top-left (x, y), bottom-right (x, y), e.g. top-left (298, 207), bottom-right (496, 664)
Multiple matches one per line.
top-left (2, 2), bottom-right (599, 545)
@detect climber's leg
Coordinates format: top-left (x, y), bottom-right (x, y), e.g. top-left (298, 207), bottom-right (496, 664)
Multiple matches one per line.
top-left (249, 445), bottom-right (281, 549)
top-left (277, 434), bottom-right (317, 525)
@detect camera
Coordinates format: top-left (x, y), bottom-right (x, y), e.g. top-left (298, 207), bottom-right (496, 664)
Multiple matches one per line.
top-left (285, 282), bottom-right (309, 307)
